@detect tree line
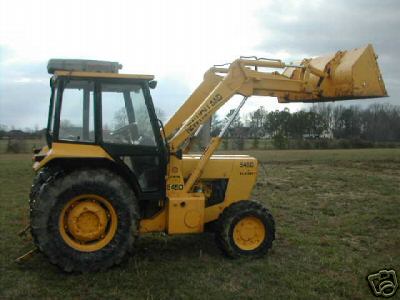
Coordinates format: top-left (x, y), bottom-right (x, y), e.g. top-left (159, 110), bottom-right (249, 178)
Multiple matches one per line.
top-left (211, 103), bottom-right (400, 149)
top-left (2, 103), bottom-right (400, 152)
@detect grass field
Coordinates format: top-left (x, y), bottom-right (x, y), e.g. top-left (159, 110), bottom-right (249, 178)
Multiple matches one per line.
top-left (0, 149), bottom-right (399, 299)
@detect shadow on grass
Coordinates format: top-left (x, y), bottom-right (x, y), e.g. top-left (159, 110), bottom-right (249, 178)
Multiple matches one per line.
top-left (15, 232), bottom-right (222, 276)
top-left (135, 232), bottom-right (221, 260)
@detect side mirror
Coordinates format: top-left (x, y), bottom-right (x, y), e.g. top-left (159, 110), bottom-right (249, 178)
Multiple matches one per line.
top-left (149, 80), bottom-right (157, 89)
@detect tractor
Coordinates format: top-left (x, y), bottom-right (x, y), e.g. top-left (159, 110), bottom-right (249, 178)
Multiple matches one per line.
top-left (27, 45), bottom-right (386, 272)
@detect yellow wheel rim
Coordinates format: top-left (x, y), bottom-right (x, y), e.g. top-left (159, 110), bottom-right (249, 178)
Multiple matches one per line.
top-left (59, 194), bottom-right (118, 252)
top-left (233, 216), bottom-right (266, 251)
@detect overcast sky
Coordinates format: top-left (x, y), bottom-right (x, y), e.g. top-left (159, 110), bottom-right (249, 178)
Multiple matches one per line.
top-left (0, 0), bottom-right (399, 129)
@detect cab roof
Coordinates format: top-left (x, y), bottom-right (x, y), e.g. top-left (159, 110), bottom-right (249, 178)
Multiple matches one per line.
top-left (54, 70), bottom-right (155, 81)
top-left (48, 59), bottom-right (154, 81)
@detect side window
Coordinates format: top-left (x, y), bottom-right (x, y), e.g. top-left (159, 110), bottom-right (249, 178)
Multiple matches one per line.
top-left (59, 80), bottom-right (94, 142)
top-left (102, 83), bottom-right (156, 146)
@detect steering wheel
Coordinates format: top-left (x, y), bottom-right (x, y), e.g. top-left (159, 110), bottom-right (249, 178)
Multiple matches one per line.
top-left (110, 123), bottom-right (142, 144)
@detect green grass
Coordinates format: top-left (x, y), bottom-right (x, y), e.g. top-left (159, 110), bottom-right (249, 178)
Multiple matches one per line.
top-left (0, 149), bottom-right (399, 299)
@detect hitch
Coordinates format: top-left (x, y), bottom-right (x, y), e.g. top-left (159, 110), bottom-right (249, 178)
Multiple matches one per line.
top-left (18, 224), bottom-right (31, 238)
top-left (15, 248), bottom-right (38, 264)
top-left (15, 224), bottom-right (37, 264)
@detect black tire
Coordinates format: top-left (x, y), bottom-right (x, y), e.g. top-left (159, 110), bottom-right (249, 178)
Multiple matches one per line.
top-left (30, 168), bottom-right (139, 272)
top-left (215, 200), bottom-right (275, 258)
top-left (29, 166), bottom-right (61, 210)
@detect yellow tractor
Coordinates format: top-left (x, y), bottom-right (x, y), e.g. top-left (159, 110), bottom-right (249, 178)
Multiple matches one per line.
top-left (28, 45), bottom-right (386, 272)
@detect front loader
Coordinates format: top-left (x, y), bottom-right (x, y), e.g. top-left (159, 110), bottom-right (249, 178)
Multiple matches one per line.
top-left (27, 45), bottom-right (387, 272)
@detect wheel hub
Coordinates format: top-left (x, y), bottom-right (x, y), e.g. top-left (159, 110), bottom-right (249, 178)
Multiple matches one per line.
top-left (67, 201), bottom-right (108, 242)
top-left (233, 216), bottom-right (266, 251)
top-left (59, 194), bottom-right (118, 252)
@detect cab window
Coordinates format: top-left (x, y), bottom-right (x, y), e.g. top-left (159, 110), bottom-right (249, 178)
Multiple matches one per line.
top-left (58, 80), bottom-right (95, 142)
top-left (101, 83), bottom-right (156, 146)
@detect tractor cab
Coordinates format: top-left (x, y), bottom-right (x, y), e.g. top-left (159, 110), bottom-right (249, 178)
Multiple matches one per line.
top-left (41, 59), bottom-right (167, 197)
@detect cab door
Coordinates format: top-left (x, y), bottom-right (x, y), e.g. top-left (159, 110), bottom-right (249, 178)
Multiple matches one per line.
top-left (98, 80), bottom-right (166, 195)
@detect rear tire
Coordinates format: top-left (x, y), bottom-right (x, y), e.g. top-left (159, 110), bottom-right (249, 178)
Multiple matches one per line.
top-left (30, 168), bottom-right (139, 272)
top-left (215, 200), bottom-right (275, 258)
top-left (29, 166), bottom-right (60, 209)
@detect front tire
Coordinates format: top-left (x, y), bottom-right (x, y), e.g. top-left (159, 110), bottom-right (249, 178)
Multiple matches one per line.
top-left (215, 200), bottom-right (275, 258)
top-left (30, 168), bottom-right (139, 272)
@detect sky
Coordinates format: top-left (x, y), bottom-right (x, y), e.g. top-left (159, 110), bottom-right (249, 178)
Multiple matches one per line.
top-left (0, 0), bottom-right (399, 129)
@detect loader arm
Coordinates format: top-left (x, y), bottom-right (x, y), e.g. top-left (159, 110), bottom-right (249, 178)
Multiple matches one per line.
top-left (165, 44), bottom-right (387, 152)
top-left (163, 44), bottom-right (387, 194)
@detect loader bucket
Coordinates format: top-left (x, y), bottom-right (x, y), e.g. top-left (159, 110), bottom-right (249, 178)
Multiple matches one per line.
top-left (279, 44), bottom-right (387, 103)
